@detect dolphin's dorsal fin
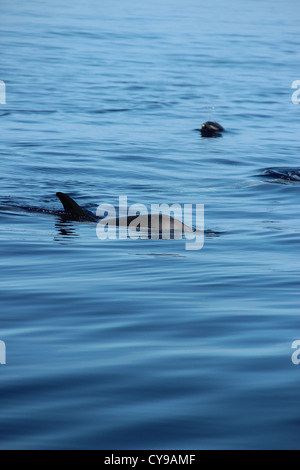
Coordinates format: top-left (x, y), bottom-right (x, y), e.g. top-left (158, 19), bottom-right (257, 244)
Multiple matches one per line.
top-left (56, 192), bottom-right (96, 222)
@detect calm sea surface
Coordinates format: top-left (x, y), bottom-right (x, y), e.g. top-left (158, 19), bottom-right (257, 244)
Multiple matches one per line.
top-left (1, 0), bottom-right (300, 450)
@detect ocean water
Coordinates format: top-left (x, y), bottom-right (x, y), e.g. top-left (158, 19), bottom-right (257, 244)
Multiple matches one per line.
top-left (1, 0), bottom-right (300, 450)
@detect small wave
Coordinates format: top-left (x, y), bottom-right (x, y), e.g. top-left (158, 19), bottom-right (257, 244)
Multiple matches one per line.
top-left (90, 108), bottom-right (130, 114)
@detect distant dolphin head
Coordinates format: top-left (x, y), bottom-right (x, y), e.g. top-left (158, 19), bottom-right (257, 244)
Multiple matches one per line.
top-left (200, 121), bottom-right (225, 137)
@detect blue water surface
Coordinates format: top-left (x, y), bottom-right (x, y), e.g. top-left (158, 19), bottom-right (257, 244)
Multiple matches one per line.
top-left (1, 0), bottom-right (300, 450)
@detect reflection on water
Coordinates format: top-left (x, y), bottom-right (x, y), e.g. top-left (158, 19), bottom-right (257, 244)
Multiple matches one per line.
top-left (54, 218), bottom-right (80, 242)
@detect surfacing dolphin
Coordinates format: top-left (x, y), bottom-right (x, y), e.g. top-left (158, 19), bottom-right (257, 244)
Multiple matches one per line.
top-left (16, 192), bottom-right (196, 234)
top-left (259, 168), bottom-right (300, 182)
top-left (6, 192), bottom-right (222, 240)
top-left (57, 192), bottom-right (195, 232)
top-left (195, 122), bottom-right (225, 138)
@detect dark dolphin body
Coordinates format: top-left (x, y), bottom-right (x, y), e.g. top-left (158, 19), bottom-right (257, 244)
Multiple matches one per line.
top-left (57, 193), bottom-right (192, 231)
top-left (259, 168), bottom-right (300, 182)
top-left (12, 192), bottom-right (220, 236)
top-left (195, 121), bottom-right (225, 138)
top-left (15, 192), bottom-right (203, 234)
top-left (16, 192), bottom-right (97, 222)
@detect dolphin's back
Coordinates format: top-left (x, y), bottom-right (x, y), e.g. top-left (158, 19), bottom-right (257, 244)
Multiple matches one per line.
top-left (56, 192), bottom-right (194, 232)
top-left (103, 214), bottom-right (193, 232)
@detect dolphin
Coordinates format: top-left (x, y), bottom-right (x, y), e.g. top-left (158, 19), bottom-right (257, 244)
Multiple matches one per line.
top-left (259, 168), bottom-right (300, 182)
top-left (56, 192), bottom-right (194, 232)
top-left (195, 121), bottom-right (225, 138)
top-left (4, 192), bottom-right (221, 239)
